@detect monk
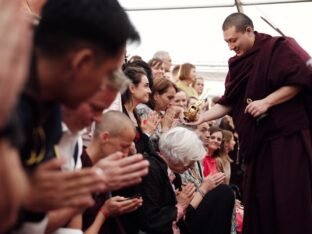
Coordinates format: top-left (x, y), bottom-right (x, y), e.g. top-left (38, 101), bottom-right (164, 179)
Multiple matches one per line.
top-left (193, 12), bottom-right (312, 234)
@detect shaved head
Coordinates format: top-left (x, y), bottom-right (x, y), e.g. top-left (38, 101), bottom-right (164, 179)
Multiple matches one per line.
top-left (94, 111), bottom-right (135, 138)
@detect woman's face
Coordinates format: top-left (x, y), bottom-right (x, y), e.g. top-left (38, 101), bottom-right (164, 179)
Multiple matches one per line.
top-left (154, 86), bottom-right (176, 111)
top-left (189, 68), bottom-right (196, 82)
top-left (225, 136), bottom-right (236, 152)
top-left (196, 122), bottom-right (210, 147)
top-left (194, 79), bottom-right (204, 95)
top-left (207, 131), bottom-right (223, 153)
top-left (152, 64), bottom-right (165, 79)
top-left (131, 75), bottom-right (151, 104)
top-left (171, 91), bottom-right (187, 110)
top-left (167, 159), bottom-right (195, 174)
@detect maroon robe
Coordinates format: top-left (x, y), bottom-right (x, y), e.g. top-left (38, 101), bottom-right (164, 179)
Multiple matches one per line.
top-left (81, 149), bottom-right (126, 234)
top-left (218, 32), bottom-right (312, 234)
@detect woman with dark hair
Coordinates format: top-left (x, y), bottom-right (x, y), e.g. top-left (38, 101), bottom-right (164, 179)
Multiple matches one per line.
top-left (121, 66), bottom-right (154, 154)
top-left (136, 77), bottom-right (178, 152)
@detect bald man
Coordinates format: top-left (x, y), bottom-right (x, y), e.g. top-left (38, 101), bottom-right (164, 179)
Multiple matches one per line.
top-left (82, 111), bottom-right (142, 233)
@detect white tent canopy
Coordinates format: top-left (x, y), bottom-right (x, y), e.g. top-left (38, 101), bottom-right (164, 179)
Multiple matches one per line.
top-left (119, 0), bottom-right (312, 96)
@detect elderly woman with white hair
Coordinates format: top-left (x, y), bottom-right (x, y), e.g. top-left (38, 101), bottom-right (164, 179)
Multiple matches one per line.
top-left (138, 127), bottom-right (234, 234)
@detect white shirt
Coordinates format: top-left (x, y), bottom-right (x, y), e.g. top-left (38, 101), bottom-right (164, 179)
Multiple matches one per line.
top-left (58, 123), bottom-right (83, 171)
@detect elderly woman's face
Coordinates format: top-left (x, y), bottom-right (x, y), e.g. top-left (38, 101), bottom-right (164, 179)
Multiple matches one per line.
top-left (167, 159), bottom-right (195, 174)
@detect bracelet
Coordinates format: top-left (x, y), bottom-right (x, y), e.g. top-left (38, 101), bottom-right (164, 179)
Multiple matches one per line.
top-left (100, 207), bottom-right (109, 219)
top-left (197, 188), bottom-right (206, 198)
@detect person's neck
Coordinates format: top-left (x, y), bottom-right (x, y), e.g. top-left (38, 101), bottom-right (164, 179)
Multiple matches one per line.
top-left (124, 100), bottom-right (139, 113)
top-left (86, 140), bottom-right (103, 165)
top-left (154, 105), bottom-right (162, 113)
top-left (182, 79), bottom-right (192, 86)
top-left (208, 148), bottom-right (214, 157)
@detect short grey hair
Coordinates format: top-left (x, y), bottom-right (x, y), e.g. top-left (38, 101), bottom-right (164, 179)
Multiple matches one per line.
top-left (153, 50), bottom-right (170, 60)
top-left (159, 127), bottom-right (205, 166)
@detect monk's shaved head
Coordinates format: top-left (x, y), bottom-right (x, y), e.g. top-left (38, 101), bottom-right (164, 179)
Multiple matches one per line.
top-left (222, 12), bottom-right (254, 32)
top-left (94, 111), bottom-right (135, 138)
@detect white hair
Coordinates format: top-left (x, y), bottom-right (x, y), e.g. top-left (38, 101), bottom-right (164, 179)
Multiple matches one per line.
top-left (159, 127), bottom-right (205, 166)
top-left (153, 50), bottom-right (170, 60)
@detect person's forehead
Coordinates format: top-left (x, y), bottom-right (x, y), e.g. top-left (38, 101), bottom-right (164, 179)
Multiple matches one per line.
top-left (223, 26), bottom-right (240, 38)
top-left (211, 131), bottom-right (222, 136)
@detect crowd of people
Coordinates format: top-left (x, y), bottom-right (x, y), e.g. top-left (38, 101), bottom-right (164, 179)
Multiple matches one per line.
top-left (1, 1), bottom-right (312, 234)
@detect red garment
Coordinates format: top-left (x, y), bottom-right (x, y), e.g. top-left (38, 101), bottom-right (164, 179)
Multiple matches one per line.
top-left (202, 154), bottom-right (218, 177)
top-left (218, 32), bottom-right (312, 234)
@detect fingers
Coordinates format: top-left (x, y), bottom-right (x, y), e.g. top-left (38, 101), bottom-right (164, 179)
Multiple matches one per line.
top-left (118, 154), bottom-right (147, 168)
top-left (182, 183), bottom-right (195, 197)
top-left (103, 151), bottom-right (124, 161)
top-left (36, 158), bottom-right (67, 172)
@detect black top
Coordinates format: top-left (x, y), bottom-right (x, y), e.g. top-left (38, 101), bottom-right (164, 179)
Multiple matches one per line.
top-left (81, 148), bottom-right (126, 234)
top-left (138, 152), bottom-right (190, 234)
top-left (121, 103), bottom-right (149, 154)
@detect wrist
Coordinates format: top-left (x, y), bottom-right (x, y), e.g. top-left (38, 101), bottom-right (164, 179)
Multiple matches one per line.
top-left (99, 207), bottom-right (109, 219)
top-left (197, 187), bottom-right (207, 198)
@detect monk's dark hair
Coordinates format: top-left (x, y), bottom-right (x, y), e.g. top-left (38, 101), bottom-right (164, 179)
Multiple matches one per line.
top-left (35, 0), bottom-right (140, 58)
top-left (222, 12), bottom-right (254, 32)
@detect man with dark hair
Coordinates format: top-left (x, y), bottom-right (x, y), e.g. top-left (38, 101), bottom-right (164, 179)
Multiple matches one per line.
top-left (3, 0), bottom-right (147, 232)
top-left (194, 12), bottom-right (312, 234)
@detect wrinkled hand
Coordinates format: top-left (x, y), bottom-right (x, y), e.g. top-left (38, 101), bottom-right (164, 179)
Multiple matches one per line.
top-left (102, 196), bottom-right (143, 217)
top-left (0, 0), bottom-right (33, 129)
top-left (141, 111), bottom-right (161, 135)
top-left (176, 183), bottom-right (195, 211)
top-left (200, 172), bottom-right (225, 193)
top-left (23, 159), bottom-right (107, 212)
top-left (245, 99), bottom-right (270, 117)
top-left (95, 152), bottom-right (149, 191)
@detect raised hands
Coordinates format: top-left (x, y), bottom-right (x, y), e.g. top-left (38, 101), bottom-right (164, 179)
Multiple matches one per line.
top-left (23, 158), bottom-right (108, 212)
top-left (141, 111), bottom-right (161, 136)
top-left (95, 152), bottom-right (149, 191)
top-left (200, 172), bottom-right (225, 193)
top-left (176, 183), bottom-right (196, 211)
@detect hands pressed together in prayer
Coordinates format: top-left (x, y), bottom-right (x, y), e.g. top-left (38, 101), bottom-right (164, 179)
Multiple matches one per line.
top-left (200, 172), bottom-right (226, 194)
top-left (141, 111), bottom-right (161, 136)
top-left (23, 152), bottom-right (149, 213)
top-left (176, 183), bottom-right (196, 211)
top-left (95, 152), bottom-right (149, 191)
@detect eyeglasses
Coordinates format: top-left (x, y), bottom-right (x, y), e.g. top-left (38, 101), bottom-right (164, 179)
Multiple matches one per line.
top-left (209, 135), bottom-right (223, 142)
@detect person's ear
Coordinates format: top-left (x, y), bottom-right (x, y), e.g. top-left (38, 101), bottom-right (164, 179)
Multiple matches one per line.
top-left (129, 83), bottom-right (136, 95)
top-left (100, 131), bottom-right (110, 143)
top-left (70, 48), bottom-right (95, 76)
top-left (246, 26), bottom-right (253, 34)
top-left (154, 92), bottom-right (160, 101)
